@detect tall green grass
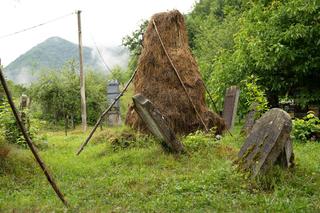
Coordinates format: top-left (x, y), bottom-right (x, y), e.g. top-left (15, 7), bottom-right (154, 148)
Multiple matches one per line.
top-left (0, 126), bottom-right (319, 212)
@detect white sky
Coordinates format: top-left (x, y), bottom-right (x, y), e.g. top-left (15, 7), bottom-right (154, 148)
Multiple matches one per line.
top-left (0, 0), bottom-right (197, 66)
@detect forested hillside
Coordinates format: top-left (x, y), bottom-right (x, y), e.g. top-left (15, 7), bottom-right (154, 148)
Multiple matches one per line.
top-left (4, 37), bottom-right (129, 84)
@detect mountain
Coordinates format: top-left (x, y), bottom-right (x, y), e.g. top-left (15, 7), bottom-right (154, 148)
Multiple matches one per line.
top-left (4, 37), bottom-right (129, 84)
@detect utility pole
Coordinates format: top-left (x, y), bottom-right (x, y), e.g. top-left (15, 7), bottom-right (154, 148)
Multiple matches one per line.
top-left (77, 10), bottom-right (87, 132)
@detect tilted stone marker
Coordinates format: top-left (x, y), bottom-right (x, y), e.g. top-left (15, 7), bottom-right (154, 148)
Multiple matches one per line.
top-left (223, 86), bottom-right (240, 129)
top-left (132, 94), bottom-right (184, 153)
top-left (19, 94), bottom-right (30, 110)
top-left (237, 108), bottom-right (294, 178)
top-left (106, 80), bottom-right (122, 126)
top-left (241, 102), bottom-right (258, 136)
top-left (19, 94), bottom-right (30, 130)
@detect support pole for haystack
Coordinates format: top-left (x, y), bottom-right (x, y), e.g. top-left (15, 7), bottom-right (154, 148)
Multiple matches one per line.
top-left (0, 63), bottom-right (69, 207)
top-left (77, 10), bottom-right (87, 132)
top-left (76, 68), bottom-right (139, 155)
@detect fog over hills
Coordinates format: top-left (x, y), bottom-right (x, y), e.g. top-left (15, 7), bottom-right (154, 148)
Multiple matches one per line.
top-left (4, 37), bottom-right (129, 84)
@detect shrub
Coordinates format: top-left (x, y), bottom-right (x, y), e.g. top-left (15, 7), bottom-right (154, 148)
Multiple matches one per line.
top-left (292, 111), bottom-right (320, 142)
top-left (0, 101), bottom-right (42, 147)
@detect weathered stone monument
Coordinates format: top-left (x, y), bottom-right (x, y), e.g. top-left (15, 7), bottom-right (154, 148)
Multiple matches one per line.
top-left (107, 80), bottom-right (121, 126)
top-left (241, 102), bottom-right (258, 136)
top-left (223, 86), bottom-right (240, 129)
top-left (237, 108), bottom-right (294, 178)
top-left (132, 94), bottom-right (184, 153)
top-left (19, 94), bottom-right (30, 110)
top-left (19, 94), bottom-right (30, 130)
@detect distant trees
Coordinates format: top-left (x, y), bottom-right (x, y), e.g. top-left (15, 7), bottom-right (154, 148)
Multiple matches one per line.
top-left (29, 60), bottom-right (107, 127)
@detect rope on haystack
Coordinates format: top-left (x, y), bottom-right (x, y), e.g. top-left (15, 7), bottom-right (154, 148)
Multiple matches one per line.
top-left (152, 20), bottom-right (209, 132)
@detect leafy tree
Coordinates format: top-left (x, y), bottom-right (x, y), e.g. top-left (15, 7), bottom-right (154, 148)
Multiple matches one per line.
top-left (122, 20), bottom-right (148, 73)
top-left (187, 0), bottom-right (320, 114)
top-left (234, 0), bottom-right (320, 107)
top-left (186, 0), bottom-right (247, 111)
top-left (29, 60), bottom-right (107, 127)
top-left (108, 65), bottom-right (130, 85)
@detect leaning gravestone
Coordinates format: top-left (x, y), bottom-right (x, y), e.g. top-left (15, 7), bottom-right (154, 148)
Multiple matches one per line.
top-left (19, 94), bottom-right (30, 130)
top-left (241, 102), bottom-right (258, 136)
top-left (237, 108), bottom-right (294, 178)
top-left (223, 86), bottom-right (240, 129)
top-left (132, 94), bottom-right (184, 153)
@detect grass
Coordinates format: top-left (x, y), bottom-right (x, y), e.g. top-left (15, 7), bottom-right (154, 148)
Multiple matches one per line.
top-left (0, 126), bottom-right (319, 212)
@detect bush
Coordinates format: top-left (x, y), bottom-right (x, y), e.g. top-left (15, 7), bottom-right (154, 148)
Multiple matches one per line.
top-left (0, 101), bottom-right (42, 147)
top-left (292, 111), bottom-right (320, 142)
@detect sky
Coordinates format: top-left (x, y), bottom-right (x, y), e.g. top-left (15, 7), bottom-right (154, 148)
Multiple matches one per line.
top-left (0, 0), bottom-right (197, 66)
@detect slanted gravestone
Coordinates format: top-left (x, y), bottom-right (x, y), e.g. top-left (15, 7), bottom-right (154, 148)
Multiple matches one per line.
top-left (106, 80), bottom-right (121, 126)
top-left (19, 94), bottom-right (30, 130)
top-left (241, 102), bottom-right (258, 136)
top-left (223, 86), bottom-right (240, 129)
top-left (19, 94), bottom-right (29, 110)
top-left (132, 94), bottom-right (184, 153)
top-left (237, 108), bottom-right (294, 178)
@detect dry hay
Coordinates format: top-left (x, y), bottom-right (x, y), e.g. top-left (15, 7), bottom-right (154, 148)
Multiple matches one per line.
top-left (126, 10), bottom-right (226, 135)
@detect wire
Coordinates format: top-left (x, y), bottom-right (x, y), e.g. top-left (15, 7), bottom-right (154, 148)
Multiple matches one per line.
top-left (90, 35), bottom-right (112, 72)
top-left (0, 12), bottom-right (75, 39)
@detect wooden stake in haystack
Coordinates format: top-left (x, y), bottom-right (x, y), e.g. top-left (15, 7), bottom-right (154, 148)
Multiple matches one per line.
top-left (126, 10), bottom-right (226, 135)
top-left (0, 65), bottom-right (69, 207)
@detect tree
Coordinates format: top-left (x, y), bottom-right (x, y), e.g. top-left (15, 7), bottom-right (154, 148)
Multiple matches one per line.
top-left (233, 0), bottom-right (320, 107)
top-left (29, 60), bottom-right (107, 128)
top-left (122, 20), bottom-right (148, 73)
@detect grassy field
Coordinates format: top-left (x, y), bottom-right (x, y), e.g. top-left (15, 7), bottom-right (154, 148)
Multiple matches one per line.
top-left (0, 126), bottom-right (319, 212)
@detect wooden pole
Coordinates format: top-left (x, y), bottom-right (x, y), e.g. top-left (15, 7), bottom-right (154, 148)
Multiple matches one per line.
top-left (76, 68), bottom-right (138, 155)
top-left (77, 10), bottom-right (87, 132)
top-left (0, 65), bottom-right (69, 207)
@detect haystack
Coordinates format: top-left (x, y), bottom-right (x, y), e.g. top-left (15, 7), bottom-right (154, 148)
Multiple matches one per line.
top-left (126, 10), bottom-right (226, 135)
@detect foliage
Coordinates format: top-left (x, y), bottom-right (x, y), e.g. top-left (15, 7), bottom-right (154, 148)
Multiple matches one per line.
top-left (231, 0), bottom-right (320, 106)
top-left (29, 60), bottom-right (107, 126)
top-left (187, 0), bottom-right (320, 111)
top-left (182, 129), bottom-right (218, 151)
top-left (185, 0), bottom-right (247, 111)
top-left (122, 20), bottom-right (148, 73)
top-left (293, 111), bottom-right (320, 142)
top-left (238, 75), bottom-right (268, 119)
top-left (0, 101), bottom-right (41, 147)
top-left (108, 65), bottom-right (130, 85)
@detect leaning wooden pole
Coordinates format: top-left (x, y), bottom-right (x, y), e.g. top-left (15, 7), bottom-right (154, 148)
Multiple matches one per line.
top-left (0, 66), bottom-right (69, 207)
top-left (76, 68), bottom-right (138, 155)
top-left (77, 10), bottom-right (87, 132)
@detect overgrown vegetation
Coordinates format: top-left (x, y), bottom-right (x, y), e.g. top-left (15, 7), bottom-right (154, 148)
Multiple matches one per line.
top-left (293, 111), bottom-right (320, 142)
top-left (29, 60), bottom-right (107, 127)
top-left (0, 0), bottom-right (319, 211)
top-left (0, 128), bottom-right (319, 212)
